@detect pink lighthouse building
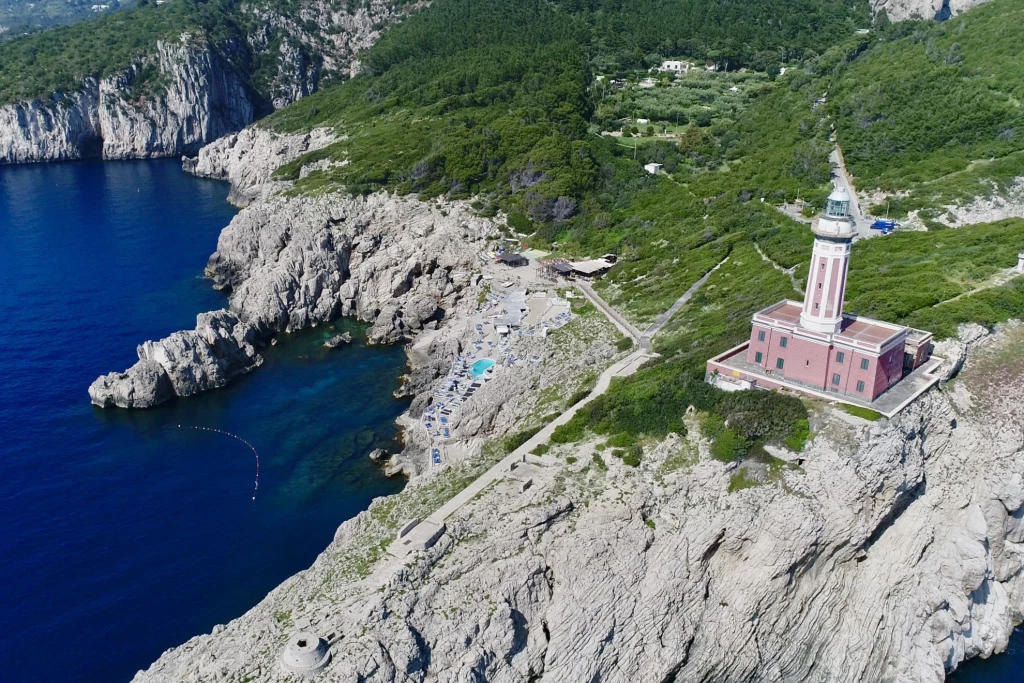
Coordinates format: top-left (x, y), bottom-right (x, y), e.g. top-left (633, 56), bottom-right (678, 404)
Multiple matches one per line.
top-left (707, 186), bottom-right (936, 410)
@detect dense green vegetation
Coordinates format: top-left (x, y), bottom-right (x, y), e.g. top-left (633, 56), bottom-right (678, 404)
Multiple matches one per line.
top-left (0, 0), bottom-right (132, 40)
top-left (0, 0), bottom-right (248, 103)
top-left (827, 0), bottom-right (1024, 221)
top-left (844, 218), bottom-right (1024, 334)
top-left (266, 0), bottom-right (869, 212)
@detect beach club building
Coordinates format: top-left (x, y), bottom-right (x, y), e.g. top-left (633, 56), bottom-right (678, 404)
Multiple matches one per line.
top-left (706, 187), bottom-right (940, 414)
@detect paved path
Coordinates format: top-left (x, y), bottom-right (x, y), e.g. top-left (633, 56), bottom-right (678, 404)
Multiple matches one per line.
top-left (831, 147), bottom-right (876, 241)
top-left (753, 243), bottom-right (803, 295)
top-left (420, 265), bottom-right (722, 527)
top-left (641, 257), bottom-right (728, 348)
top-left (575, 281), bottom-right (642, 343)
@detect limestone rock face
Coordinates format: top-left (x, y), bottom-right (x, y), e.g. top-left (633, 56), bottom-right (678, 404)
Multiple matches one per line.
top-left (182, 126), bottom-right (337, 206)
top-left (870, 0), bottom-right (991, 21)
top-left (203, 192), bottom-right (491, 344)
top-left (88, 359), bottom-right (175, 409)
top-left (0, 0), bottom-right (417, 164)
top-left (136, 309), bottom-right (263, 398)
top-left (0, 81), bottom-right (103, 164)
top-left (129, 324), bottom-right (1024, 683)
top-left (89, 310), bottom-right (262, 408)
top-left (91, 188), bottom-right (494, 407)
top-left (0, 37), bottom-right (252, 164)
top-left (97, 39), bottom-right (255, 160)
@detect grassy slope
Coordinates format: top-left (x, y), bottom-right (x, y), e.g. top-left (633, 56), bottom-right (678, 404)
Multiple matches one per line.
top-left (830, 0), bottom-right (1024, 220)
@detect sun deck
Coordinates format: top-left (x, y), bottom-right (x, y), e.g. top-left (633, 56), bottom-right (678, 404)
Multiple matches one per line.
top-left (753, 300), bottom-right (906, 351)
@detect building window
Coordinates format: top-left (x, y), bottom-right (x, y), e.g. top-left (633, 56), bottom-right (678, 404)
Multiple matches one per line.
top-left (861, 358), bottom-right (869, 370)
top-left (814, 303), bottom-right (819, 310)
top-left (836, 351), bottom-right (845, 364)
top-left (757, 330), bottom-right (765, 342)
top-left (780, 337), bottom-right (788, 348)
top-left (856, 380), bottom-right (865, 393)
top-left (776, 358), bottom-right (785, 370)
top-left (821, 263), bottom-right (826, 271)
top-left (755, 351), bottom-right (763, 364)
top-left (818, 282), bottom-right (822, 290)
top-left (832, 373), bottom-right (841, 386)
top-left (805, 360), bottom-right (810, 367)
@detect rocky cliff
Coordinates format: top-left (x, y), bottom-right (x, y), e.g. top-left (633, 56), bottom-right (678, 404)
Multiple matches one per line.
top-left (870, 0), bottom-right (992, 20)
top-left (182, 125), bottom-right (338, 206)
top-left (0, 0), bottom-right (416, 164)
top-left (128, 323), bottom-right (1024, 683)
top-left (90, 146), bottom-right (496, 408)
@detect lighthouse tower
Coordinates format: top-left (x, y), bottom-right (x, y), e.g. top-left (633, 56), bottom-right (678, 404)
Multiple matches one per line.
top-left (800, 186), bottom-right (856, 334)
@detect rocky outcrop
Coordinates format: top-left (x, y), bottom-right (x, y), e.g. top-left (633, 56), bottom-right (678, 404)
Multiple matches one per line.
top-left (130, 324), bottom-right (1024, 682)
top-left (91, 189), bottom-right (494, 407)
top-left (0, 0), bottom-right (418, 164)
top-left (247, 0), bottom-right (426, 105)
top-left (870, 0), bottom-right (991, 21)
top-left (88, 359), bottom-right (175, 409)
top-left (89, 310), bottom-right (262, 408)
top-left (323, 332), bottom-right (351, 348)
top-left (182, 126), bottom-right (337, 206)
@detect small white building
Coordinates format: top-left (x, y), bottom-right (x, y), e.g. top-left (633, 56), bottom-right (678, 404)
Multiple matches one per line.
top-left (1017, 250), bottom-right (1024, 273)
top-left (636, 118), bottom-right (650, 125)
top-left (639, 78), bottom-right (656, 89)
top-left (659, 60), bottom-right (690, 73)
top-left (644, 163), bottom-right (663, 175)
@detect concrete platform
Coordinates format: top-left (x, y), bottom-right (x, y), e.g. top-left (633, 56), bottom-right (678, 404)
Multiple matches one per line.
top-left (708, 341), bottom-right (944, 418)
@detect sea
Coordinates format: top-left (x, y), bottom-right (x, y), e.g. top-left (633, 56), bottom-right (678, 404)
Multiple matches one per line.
top-left (0, 158), bottom-right (1019, 682)
top-left (0, 159), bottom-right (408, 682)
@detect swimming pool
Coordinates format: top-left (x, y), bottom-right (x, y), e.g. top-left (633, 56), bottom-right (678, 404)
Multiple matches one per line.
top-left (470, 358), bottom-right (496, 377)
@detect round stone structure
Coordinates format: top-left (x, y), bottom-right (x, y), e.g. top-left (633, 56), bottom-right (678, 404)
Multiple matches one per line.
top-left (281, 631), bottom-right (331, 676)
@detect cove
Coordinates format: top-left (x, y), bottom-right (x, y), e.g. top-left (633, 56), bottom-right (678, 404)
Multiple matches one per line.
top-left (0, 159), bottom-right (408, 682)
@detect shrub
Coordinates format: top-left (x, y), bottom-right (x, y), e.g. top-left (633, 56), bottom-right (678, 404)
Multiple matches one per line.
top-left (784, 419), bottom-right (810, 452)
top-left (616, 336), bottom-right (634, 351)
top-left (606, 432), bottom-right (636, 448)
top-left (591, 453), bottom-right (608, 471)
top-left (531, 443), bottom-right (550, 456)
top-left (566, 388), bottom-right (591, 406)
top-left (504, 424), bottom-right (543, 452)
top-left (710, 427), bottom-right (747, 463)
top-left (550, 419), bottom-right (585, 443)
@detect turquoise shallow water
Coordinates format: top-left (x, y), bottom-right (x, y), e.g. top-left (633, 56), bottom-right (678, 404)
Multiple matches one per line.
top-left (470, 358), bottom-right (496, 377)
top-left (0, 159), bottom-right (408, 682)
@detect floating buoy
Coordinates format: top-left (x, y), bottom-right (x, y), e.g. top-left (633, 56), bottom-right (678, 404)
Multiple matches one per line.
top-left (172, 424), bottom-right (260, 500)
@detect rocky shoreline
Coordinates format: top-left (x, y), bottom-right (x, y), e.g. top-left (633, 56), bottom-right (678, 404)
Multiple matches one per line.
top-left (95, 127), bottom-right (1022, 683)
top-left (128, 318), bottom-right (1024, 683)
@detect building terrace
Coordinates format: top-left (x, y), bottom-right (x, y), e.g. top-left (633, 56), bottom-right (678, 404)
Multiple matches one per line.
top-left (706, 185), bottom-right (940, 417)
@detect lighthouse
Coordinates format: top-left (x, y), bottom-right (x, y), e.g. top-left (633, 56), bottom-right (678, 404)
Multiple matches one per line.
top-left (800, 186), bottom-right (855, 334)
top-left (706, 184), bottom-right (938, 410)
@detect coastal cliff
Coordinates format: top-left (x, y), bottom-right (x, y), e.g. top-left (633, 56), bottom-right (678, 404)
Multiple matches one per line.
top-left (127, 322), bottom-right (1024, 683)
top-left (89, 132), bottom-right (496, 408)
top-left (870, 0), bottom-right (992, 20)
top-left (0, 0), bottom-right (416, 164)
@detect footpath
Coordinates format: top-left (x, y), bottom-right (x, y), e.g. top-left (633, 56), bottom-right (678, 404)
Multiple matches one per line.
top-left (390, 266), bottom-right (721, 557)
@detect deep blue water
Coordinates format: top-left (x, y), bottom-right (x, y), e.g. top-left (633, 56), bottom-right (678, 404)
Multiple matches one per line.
top-left (949, 626), bottom-right (1024, 682)
top-left (0, 159), bottom-right (408, 682)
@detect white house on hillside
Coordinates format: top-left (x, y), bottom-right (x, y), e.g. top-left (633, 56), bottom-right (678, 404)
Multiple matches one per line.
top-left (658, 60), bottom-right (690, 73)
